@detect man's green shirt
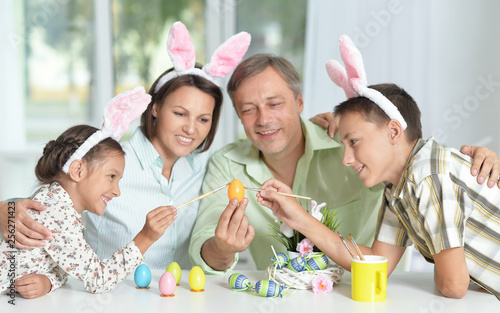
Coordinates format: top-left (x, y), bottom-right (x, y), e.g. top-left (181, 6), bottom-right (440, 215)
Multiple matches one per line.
top-left (189, 118), bottom-right (384, 274)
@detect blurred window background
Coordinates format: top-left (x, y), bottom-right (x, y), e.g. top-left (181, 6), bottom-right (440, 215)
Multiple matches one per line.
top-left (23, 0), bottom-right (94, 142)
top-left (4, 0), bottom-right (308, 148)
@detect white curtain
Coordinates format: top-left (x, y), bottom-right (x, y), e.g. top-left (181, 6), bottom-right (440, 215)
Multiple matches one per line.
top-left (0, 0), bottom-right (34, 201)
top-left (303, 0), bottom-right (500, 152)
top-left (0, 0), bottom-right (25, 150)
top-left (205, 0), bottom-right (241, 152)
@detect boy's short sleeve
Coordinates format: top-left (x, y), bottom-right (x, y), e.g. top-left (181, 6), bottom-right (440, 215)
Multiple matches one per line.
top-left (375, 192), bottom-right (413, 247)
top-left (413, 174), bottom-right (465, 255)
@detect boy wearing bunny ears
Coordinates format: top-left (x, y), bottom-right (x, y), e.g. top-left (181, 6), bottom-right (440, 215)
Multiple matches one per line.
top-left (335, 83), bottom-right (500, 299)
top-left (257, 36), bottom-right (500, 299)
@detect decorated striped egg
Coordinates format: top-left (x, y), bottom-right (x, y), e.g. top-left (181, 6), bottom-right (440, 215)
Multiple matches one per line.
top-left (228, 273), bottom-right (252, 292)
top-left (307, 253), bottom-right (329, 271)
top-left (271, 252), bottom-right (289, 269)
top-left (287, 256), bottom-right (306, 272)
top-left (254, 279), bottom-right (282, 298)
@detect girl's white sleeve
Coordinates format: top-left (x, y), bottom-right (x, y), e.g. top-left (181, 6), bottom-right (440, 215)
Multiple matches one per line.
top-left (45, 267), bottom-right (68, 293)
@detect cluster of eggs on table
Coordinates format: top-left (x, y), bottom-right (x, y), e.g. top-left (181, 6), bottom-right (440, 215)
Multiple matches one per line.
top-left (134, 262), bottom-right (206, 296)
top-left (227, 252), bottom-right (329, 298)
top-left (270, 251), bottom-right (329, 272)
top-left (287, 253), bottom-right (329, 272)
top-left (228, 273), bottom-right (284, 298)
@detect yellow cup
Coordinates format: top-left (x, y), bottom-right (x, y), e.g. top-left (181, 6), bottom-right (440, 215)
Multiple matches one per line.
top-left (351, 255), bottom-right (387, 302)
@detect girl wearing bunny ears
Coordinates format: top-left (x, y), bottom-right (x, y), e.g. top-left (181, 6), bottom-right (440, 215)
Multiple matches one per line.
top-left (0, 22), bottom-right (249, 297)
top-left (0, 87), bottom-right (178, 298)
top-left (2, 21), bottom-right (251, 282)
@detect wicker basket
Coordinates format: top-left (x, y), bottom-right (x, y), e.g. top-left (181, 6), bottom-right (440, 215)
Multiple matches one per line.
top-left (265, 263), bottom-right (344, 290)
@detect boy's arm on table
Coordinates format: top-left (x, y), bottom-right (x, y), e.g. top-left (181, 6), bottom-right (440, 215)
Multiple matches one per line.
top-left (415, 175), bottom-right (471, 298)
top-left (432, 247), bottom-right (469, 299)
top-left (258, 179), bottom-right (406, 273)
top-left (291, 213), bottom-right (406, 274)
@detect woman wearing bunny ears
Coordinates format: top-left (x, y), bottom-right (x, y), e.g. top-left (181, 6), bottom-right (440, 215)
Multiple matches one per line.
top-left (0, 87), bottom-right (178, 298)
top-left (2, 21), bottom-right (251, 287)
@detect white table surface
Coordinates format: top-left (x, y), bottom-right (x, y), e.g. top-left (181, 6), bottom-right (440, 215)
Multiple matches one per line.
top-left (2, 269), bottom-right (497, 312)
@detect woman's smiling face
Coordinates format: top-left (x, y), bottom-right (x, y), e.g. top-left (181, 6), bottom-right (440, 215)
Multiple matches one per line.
top-left (151, 85), bottom-right (215, 161)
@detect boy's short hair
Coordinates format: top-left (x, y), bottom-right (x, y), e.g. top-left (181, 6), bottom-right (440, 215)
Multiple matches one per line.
top-left (334, 83), bottom-right (422, 143)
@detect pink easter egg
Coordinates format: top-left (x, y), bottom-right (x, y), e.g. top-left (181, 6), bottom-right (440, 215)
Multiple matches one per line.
top-left (159, 271), bottom-right (176, 297)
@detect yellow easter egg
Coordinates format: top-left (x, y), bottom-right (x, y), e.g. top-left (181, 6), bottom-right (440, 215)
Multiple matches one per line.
top-left (228, 179), bottom-right (245, 203)
top-left (188, 266), bottom-right (206, 292)
top-left (166, 262), bottom-right (182, 284)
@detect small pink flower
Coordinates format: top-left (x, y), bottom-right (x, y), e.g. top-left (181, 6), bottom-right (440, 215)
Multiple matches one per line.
top-left (312, 275), bottom-right (333, 294)
top-left (296, 238), bottom-right (314, 257)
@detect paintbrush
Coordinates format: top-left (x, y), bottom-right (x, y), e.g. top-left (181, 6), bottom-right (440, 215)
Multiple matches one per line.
top-left (244, 187), bottom-right (311, 200)
top-left (176, 183), bottom-right (229, 209)
top-left (349, 233), bottom-right (365, 261)
top-left (337, 231), bottom-right (359, 260)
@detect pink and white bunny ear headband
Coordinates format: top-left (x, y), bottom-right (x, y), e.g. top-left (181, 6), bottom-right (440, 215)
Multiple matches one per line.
top-left (325, 35), bottom-right (407, 130)
top-left (154, 21), bottom-right (251, 92)
top-left (62, 86), bottom-right (151, 174)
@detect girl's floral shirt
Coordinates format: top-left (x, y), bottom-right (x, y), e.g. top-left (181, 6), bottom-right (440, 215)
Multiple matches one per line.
top-left (0, 183), bottom-right (144, 294)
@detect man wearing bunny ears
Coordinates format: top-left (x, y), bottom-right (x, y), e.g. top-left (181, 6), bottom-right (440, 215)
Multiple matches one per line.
top-left (189, 53), bottom-right (500, 273)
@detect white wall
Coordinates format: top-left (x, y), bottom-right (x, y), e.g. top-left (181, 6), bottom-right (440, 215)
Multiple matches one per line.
top-left (302, 1), bottom-right (500, 271)
top-left (303, 0), bottom-right (500, 153)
